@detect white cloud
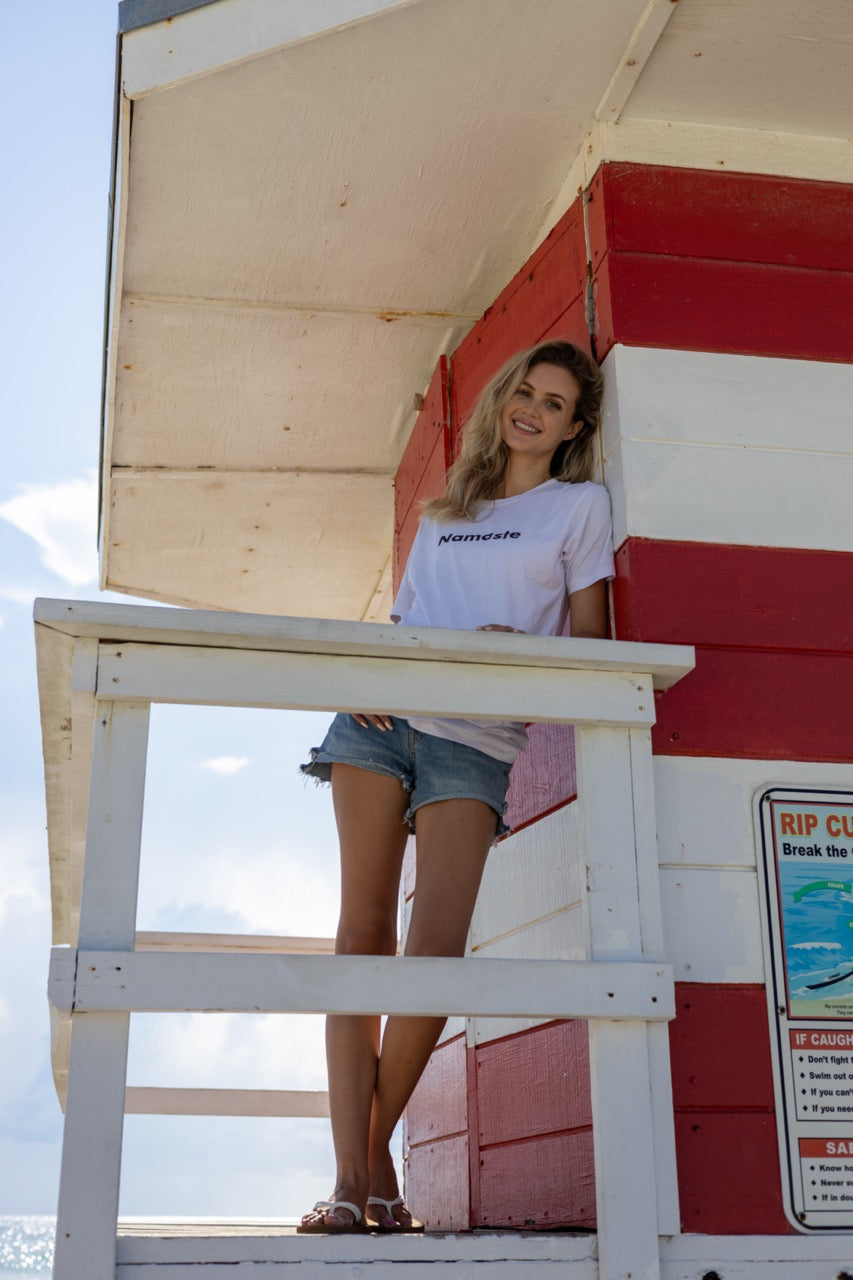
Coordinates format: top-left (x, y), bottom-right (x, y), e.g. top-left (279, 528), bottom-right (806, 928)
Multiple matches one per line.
top-left (200, 755), bottom-right (250, 776)
top-left (0, 472), bottom-right (98, 586)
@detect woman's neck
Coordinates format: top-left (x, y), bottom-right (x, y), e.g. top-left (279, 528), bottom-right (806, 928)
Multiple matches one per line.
top-left (497, 458), bottom-right (553, 499)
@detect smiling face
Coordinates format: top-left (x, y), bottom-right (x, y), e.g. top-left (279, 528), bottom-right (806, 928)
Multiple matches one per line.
top-left (500, 362), bottom-right (583, 468)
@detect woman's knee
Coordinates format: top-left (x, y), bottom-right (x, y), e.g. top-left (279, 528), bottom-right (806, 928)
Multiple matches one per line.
top-left (335, 914), bottom-right (397, 957)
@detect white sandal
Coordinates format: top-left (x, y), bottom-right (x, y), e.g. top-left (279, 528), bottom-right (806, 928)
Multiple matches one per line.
top-left (366, 1194), bottom-right (424, 1233)
top-left (297, 1199), bottom-right (368, 1234)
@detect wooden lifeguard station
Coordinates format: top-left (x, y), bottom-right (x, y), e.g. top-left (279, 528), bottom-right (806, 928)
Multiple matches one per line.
top-left (36, 0), bottom-right (853, 1276)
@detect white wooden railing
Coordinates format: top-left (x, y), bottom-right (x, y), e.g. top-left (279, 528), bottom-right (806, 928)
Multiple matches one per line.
top-left (35, 598), bottom-right (695, 1280)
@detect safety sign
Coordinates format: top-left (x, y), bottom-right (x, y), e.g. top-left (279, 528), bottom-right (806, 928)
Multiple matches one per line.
top-left (755, 787), bottom-right (853, 1232)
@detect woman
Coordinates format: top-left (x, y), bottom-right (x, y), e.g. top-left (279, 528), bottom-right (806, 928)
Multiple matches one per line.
top-left (299, 340), bottom-right (615, 1233)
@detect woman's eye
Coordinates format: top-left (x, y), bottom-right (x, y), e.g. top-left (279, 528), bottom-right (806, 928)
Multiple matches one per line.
top-left (547, 401), bottom-right (561, 411)
top-left (516, 387), bottom-right (531, 398)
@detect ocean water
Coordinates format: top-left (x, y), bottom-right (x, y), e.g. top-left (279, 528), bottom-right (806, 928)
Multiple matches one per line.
top-left (0, 1217), bottom-right (54, 1278)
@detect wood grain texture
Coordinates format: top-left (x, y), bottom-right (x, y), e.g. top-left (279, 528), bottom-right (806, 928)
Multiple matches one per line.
top-left (406, 1033), bottom-right (468, 1145)
top-left (588, 162), bottom-right (853, 363)
top-left (505, 725), bottom-right (577, 832)
top-left (475, 1022), bottom-right (591, 1144)
top-left (669, 984), bottom-right (775, 1110)
top-left (595, 252), bottom-right (853, 364)
top-left (587, 164), bottom-right (853, 273)
top-left (477, 1129), bottom-right (596, 1230)
top-left (614, 539), bottom-right (853, 653)
top-left (393, 356), bottom-right (450, 591)
top-left (674, 1110), bottom-right (792, 1236)
top-left (403, 1133), bottom-right (471, 1232)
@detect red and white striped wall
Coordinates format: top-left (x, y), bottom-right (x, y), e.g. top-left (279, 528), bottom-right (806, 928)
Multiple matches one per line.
top-left (398, 162), bottom-right (853, 1235)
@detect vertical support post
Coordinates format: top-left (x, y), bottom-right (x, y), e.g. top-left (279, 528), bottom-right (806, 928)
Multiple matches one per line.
top-left (53, 698), bottom-right (150, 1280)
top-left (629, 727), bottom-right (680, 1236)
top-left (575, 720), bottom-right (661, 1280)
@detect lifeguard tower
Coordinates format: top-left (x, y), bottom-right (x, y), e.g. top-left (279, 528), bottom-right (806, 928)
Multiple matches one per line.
top-left (36, 1), bottom-right (853, 1276)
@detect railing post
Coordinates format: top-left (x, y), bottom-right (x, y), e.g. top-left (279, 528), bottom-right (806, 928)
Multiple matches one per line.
top-left (53, 697), bottom-right (150, 1280)
top-left (574, 717), bottom-right (665, 1280)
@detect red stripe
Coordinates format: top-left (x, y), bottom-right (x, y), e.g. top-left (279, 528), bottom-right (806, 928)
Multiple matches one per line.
top-left (614, 540), bottom-right (853, 654)
top-left (393, 357), bottom-right (451, 592)
top-left (615, 539), bottom-right (853, 761)
top-left (594, 252), bottom-right (853, 364)
top-left (587, 164), bottom-right (853, 273)
top-left (587, 162), bottom-right (853, 363)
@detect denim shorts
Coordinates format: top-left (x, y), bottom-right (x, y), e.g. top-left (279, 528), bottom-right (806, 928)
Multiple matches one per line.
top-left (300, 714), bottom-right (512, 835)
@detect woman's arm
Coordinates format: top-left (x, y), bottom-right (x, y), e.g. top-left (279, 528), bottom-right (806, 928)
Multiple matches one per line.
top-left (568, 580), bottom-right (607, 639)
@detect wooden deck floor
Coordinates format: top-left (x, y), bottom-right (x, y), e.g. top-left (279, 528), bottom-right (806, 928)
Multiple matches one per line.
top-left (112, 1220), bottom-right (853, 1278)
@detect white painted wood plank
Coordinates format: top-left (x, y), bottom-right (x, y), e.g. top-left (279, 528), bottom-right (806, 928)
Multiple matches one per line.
top-left (654, 755), bottom-right (853, 870)
top-left (34, 598), bottom-right (695, 688)
top-left (575, 725), bottom-right (664, 1276)
top-left (134, 931), bottom-right (337, 953)
top-left (660, 866), bottom-right (764, 984)
top-left (468, 908), bottom-right (586, 1046)
top-left (115, 1223), bottom-right (599, 1265)
top-left (76, 700), bottom-right (150, 949)
top-left (124, 1086), bottom-right (330, 1117)
top-left (602, 348), bottom-right (853, 460)
top-left (112, 1254), bottom-right (591, 1274)
top-left (595, 0), bottom-right (679, 122)
top-left (589, 1021), bottom-right (661, 1280)
top-left (122, 0), bottom-right (426, 96)
top-left (64, 951), bottom-right (674, 1021)
top-left (629, 729), bottom-right (680, 1237)
top-left (599, 117), bottom-right (853, 184)
top-left (469, 805), bottom-right (583, 951)
top-left (575, 727), bottom-right (643, 960)
top-left (602, 347), bottom-right (853, 552)
top-left (53, 699), bottom-right (151, 1280)
top-left (96, 643), bottom-right (658, 727)
top-left (53, 1014), bottom-right (131, 1280)
top-left (69, 639), bottom-right (98, 946)
top-left (660, 1229), bottom-right (853, 1278)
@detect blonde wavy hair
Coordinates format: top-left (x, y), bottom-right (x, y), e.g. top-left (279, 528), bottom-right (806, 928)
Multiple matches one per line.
top-left (424, 340), bottom-right (603, 522)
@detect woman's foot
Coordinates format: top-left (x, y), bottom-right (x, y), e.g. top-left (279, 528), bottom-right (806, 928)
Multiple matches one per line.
top-left (297, 1185), bottom-right (369, 1234)
top-left (366, 1193), bottom-right (423, 1233)
top-left (367, 1148), bottom-right (422, 1231)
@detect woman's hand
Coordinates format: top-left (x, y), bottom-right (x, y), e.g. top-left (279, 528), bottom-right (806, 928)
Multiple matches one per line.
top-left (350, 713), bottom-right (394, 731)
top-left (476, 624), bottom-right (527, 634)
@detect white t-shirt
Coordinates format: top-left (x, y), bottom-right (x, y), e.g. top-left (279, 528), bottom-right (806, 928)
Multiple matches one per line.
top-left (391, 478), bottom-right (615, 761)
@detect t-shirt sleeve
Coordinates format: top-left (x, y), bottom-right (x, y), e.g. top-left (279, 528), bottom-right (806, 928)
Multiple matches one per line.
top-left (562, 484), bottom-right (616, 595)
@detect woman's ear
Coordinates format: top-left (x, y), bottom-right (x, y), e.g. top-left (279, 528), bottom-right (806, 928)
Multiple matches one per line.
top-left (564, 419), bottom-right (584, 442)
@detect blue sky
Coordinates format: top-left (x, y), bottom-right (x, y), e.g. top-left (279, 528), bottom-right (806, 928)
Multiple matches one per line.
top-left (0, 0), bottom-right (348, 1218)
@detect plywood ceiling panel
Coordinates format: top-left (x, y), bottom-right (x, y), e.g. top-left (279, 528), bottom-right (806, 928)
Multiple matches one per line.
top-left (106, 471), bottom-right (394, 618)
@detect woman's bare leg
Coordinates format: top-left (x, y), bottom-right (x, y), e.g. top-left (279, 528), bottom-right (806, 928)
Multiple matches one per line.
top-left (318, 763), bottom-right (409, 1229)
top-left (366, 797), bottom-right (497, 1223)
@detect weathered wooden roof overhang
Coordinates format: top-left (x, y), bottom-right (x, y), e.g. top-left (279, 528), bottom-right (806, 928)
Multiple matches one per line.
top-left (102, 0), bottom-right (852, 619)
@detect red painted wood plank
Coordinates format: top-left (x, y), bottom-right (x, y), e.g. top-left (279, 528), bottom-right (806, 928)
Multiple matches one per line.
top-left (674, 1111), bottom-right (793, 1235)
top-left (477, 1129), bottom-right (595, 1229)
top-left (476, 1021), bottom-right (591, 1145)
top-left (505, 725), bottom-right (577, 831)
top-left (594, 252), bottom-right (853, 364)
top-left (451, 200), bottom-right (588, 431)
top-left (587, 164), bottom-right (853, 274)
top-left (404, 1133), bottom-right (471, 1230)
top-left (669, 985), bottom-right (775, 1110)
top-left (406, 1033), bottom-right (468, 1145)
top-left (614, 540), bottom-right (853, 654)
top-left (649, 646), bottom-right (853, 762)
top-left (393, 357), bottom-right (451, 591)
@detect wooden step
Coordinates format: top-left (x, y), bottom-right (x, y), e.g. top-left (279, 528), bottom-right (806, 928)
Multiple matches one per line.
top-left (115, 1221), bottom-right (598, 1277)
top-left (114, 1222), bottom-right (853, 1279)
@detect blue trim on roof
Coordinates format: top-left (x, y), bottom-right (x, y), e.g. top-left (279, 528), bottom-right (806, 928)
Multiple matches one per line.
top-left (118, 0), bottom-right (222, 34)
